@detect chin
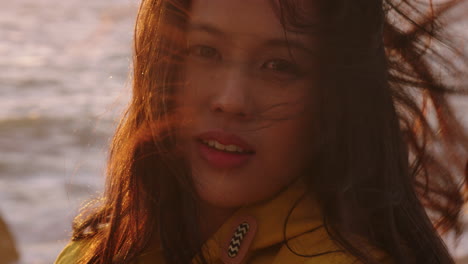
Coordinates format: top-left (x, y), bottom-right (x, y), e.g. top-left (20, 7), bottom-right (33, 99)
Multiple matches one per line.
top-left (193, 177), bottom-right (288, 209)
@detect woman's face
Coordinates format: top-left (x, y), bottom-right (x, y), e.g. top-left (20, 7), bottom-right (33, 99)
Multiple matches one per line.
top-left (177, 0), bottom-right (317, 209)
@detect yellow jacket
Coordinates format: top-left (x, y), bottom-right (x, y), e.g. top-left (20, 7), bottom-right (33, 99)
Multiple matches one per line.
top-left (55, 181), bottom-right (391, 264)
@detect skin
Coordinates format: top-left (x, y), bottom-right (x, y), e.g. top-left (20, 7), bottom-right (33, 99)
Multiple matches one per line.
top-left (176, 0), bottom-right (318, 240)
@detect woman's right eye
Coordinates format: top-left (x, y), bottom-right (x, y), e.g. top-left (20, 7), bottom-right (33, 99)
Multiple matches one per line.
top-left (188, 45), bottom-right (221, 60)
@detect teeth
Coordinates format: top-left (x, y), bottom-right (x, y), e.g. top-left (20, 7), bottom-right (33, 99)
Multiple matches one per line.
top-left (202, 140), bottom-right (246, 153)
top-left (225, 145), bottom-right (237, 152)
top-left (214, 141), bottom-right (224, 150)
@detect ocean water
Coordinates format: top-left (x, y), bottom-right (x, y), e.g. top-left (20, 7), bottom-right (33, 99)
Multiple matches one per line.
top-left (0, 0), bottom-right (467, 263)
top-left (0, 0), bottom-right (136, 263)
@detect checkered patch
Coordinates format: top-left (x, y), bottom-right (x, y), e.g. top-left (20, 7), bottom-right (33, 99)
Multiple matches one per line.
top-left (227, 222), bottom-right (250, 258)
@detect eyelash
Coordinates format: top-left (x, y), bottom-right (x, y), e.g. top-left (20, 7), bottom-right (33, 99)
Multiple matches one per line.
top-left (261, 59), bottom-right (300, 75)
top-left (187, 44), bottom-right (301, 76)
top-left (188, 45), bottom-right (221, 60)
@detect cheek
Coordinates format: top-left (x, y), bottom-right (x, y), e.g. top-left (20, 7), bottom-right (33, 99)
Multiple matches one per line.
top-left (260, 115), bottom-right (314, 177)
top-left (262, 117), bottom-right (314, 202)
top-left (173, 76), bottom-right (209, 125)
top-left (242, 116), bottom-right (313, 205)
top-left (183, 62), bottom-right (216, 95)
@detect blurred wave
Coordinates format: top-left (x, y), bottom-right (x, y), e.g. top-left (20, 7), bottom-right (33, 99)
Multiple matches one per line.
top-left (0, 0), bottom-right (136, 263)
top-left (0, 0), bottom-right (466, 263)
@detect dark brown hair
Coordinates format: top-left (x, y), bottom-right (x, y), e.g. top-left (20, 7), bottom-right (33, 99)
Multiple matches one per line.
top-left (70, 0), bottom-right (468, 263)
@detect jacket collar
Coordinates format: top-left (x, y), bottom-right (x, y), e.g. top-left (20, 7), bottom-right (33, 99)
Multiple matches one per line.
top-left (199, 179), bottom-right (323, 264)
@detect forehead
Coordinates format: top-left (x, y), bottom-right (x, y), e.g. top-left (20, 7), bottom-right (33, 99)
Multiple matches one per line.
top-left (189, 0), bottom-right (286, 39)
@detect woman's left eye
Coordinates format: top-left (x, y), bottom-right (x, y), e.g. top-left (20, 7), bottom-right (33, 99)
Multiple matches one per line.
top-left (261, 59), bottom-right (300, 75)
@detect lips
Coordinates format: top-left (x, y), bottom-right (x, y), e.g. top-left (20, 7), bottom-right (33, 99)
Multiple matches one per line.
top-left (195, 131), bottom-right (255, 169)
top-left (196, 131), bottom-right (256, 153)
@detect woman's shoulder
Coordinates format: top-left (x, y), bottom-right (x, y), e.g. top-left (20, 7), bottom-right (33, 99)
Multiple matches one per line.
top-left (54, 239), bottom-right (91, 264)
top-left (54, 239), bottom-right (164, 264)
top-left (271, 227), bottom-right (394, 264)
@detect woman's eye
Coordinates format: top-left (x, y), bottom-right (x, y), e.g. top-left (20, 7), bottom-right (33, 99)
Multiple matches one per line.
top-left (262, 59), bottom-right (300, 75)
top-left (188, 45), bottom-right (221, 60)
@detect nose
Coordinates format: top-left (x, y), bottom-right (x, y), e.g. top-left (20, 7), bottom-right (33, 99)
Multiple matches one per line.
top-left (209, 68), bottom-right (252, 121)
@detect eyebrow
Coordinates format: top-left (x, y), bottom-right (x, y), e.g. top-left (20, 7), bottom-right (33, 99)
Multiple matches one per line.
top-left (188, 23), bottom-right (225, 37)
top-left (188, 22), bottom-right (314, 54)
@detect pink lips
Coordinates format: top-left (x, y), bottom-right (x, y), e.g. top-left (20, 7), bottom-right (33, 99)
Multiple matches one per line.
top-left (196, 131), bottom-right (255, 169)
